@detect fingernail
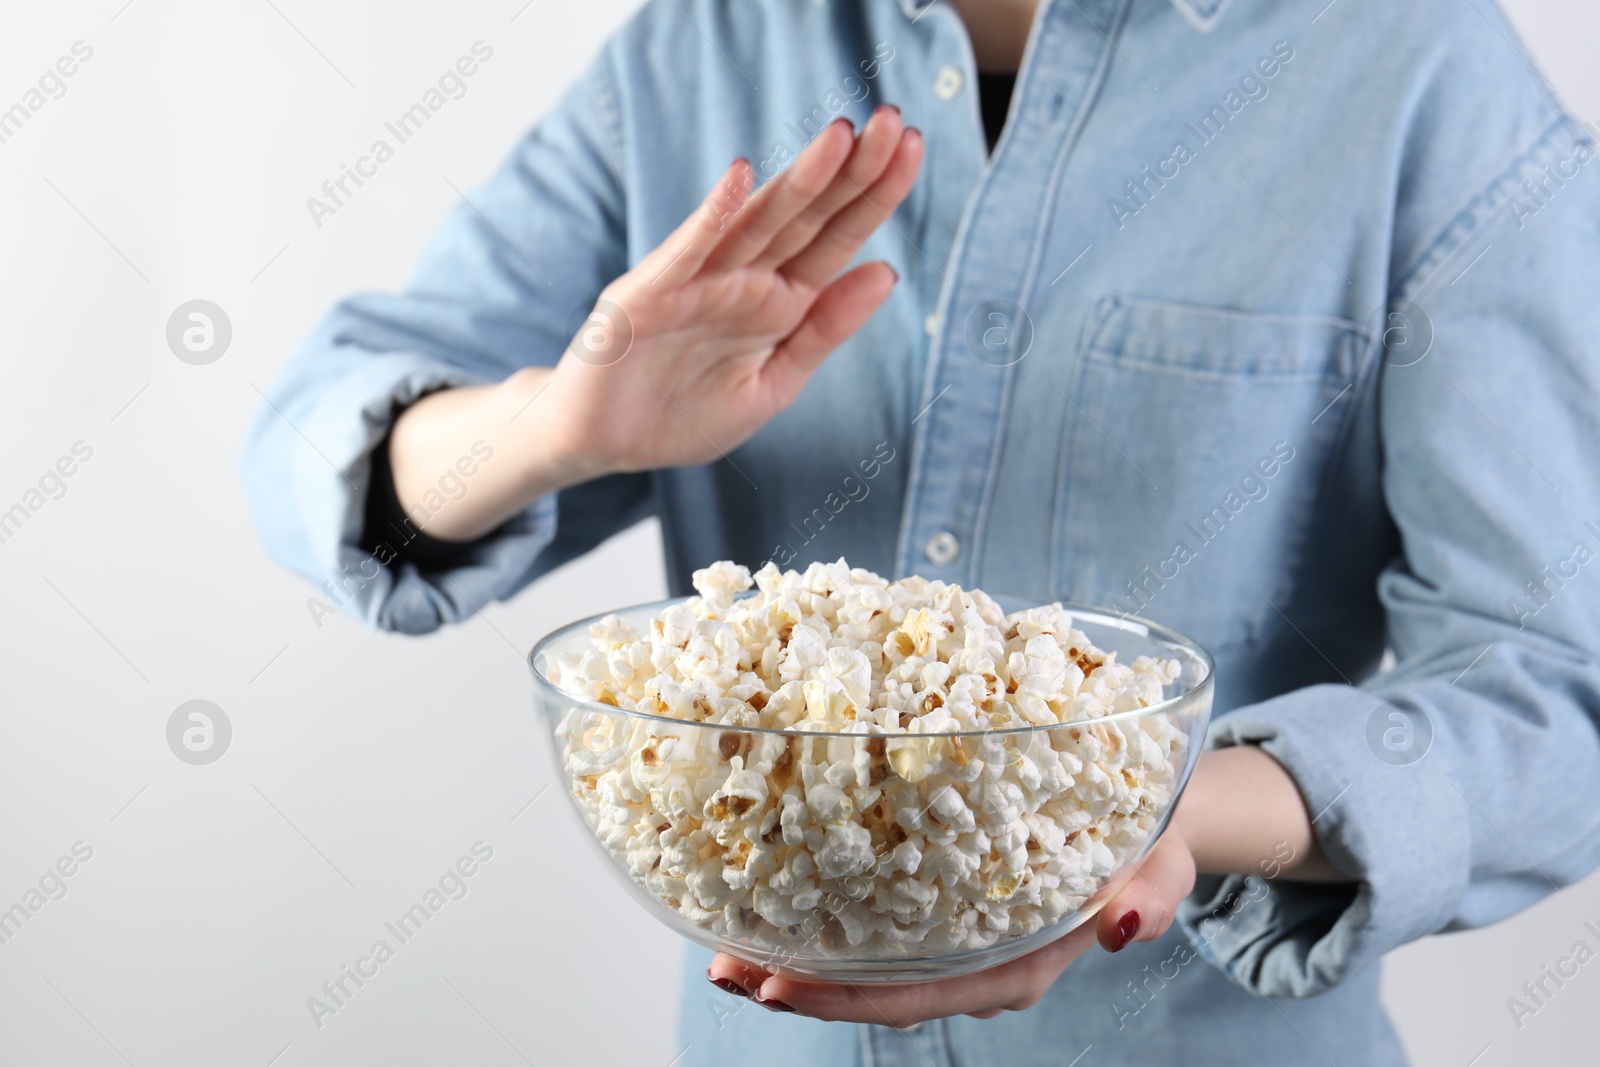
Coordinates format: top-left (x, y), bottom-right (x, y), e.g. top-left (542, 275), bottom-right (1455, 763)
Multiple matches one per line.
top-left (905, 126), bottom-right (922, 138)
top-left (708, 973), bottom-right (751, 998)
top-left (887, 263), bottom-right (899, 283)
top-left (879, 103), bottom-right (902, 116)
top-left (1113, 911), bottom-right (1141, 952)
top-left (831, 116), bottom-right (855, 132)
top-left (757, 996), bottom-right (798, 1012)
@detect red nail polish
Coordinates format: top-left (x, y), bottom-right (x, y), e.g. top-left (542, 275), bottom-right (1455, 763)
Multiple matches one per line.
top-left (758, 997), bottom-right (798, 1012)
top-left (831, 116), bottom-right (855, 132)
top-left (708, 974), bottom-right (751, 998)
top-left (1113, 911), bottom-right (1141, 951)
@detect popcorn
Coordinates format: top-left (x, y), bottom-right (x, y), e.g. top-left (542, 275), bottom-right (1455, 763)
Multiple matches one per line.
top-left (551, 560), bottom-right (1189, 962)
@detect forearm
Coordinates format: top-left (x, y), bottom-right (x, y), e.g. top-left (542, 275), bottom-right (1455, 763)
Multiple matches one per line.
top-left (1171, 745), bottom-right (1346, 882)
top-left (386, 366), bottom-right (599, 542)
top-left (383, 114), bottom-right (916, 547)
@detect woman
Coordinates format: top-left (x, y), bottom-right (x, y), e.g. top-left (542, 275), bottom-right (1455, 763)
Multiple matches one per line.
top-left (242, 0), bottom-right (1600, 1062)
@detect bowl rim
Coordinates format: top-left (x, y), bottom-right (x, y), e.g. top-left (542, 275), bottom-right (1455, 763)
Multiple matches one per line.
top-left (527, 594), bottom-right (1215, 739)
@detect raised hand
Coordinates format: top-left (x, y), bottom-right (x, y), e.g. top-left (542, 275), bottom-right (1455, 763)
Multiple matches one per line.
top-left (387, 106), bottom-right (923, 542)
top-left (541, 106), bottom-right (923, 478)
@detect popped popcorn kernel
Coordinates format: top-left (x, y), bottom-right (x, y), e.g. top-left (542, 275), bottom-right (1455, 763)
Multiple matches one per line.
top-left (552, 560), bottom-right (1190, 961)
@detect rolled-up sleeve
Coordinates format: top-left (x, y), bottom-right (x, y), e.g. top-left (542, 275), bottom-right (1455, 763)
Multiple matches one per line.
top-left (240, 45), bottom-right (649, 634)
top-left (1178, 113), bottom-right (1600, 997)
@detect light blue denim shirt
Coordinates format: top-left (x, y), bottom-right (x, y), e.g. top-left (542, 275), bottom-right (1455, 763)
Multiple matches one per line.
top-left (242, 0), bottom-right (1600, 1062)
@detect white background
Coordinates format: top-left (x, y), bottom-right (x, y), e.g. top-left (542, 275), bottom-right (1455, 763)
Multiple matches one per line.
top-left (0, 2), bottom-right (1594, 1064)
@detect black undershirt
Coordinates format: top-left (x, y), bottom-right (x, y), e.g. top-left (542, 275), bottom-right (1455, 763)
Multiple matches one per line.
top-left (360, 419), bottom-right (477, 568)
top-left (978, 71), bottom-right (1017, 154)
top-left (360, 71), bottom-right (1020, 569)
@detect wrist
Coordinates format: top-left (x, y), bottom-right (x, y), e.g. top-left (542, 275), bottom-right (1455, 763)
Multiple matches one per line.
top-left (1169, 746), bottom-right (1343, 882)
top-left (1167, 752), bottom-right (1210, 864)
top-left (500, 365), bottom-right (614, 489)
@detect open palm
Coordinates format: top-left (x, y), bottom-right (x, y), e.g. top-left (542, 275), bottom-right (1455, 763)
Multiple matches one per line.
top-left (542, 106), bottom-right (923, 476)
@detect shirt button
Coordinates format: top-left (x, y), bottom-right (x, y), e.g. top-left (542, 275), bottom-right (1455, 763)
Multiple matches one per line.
top-left (924, 312), bottom-right (940, 337)
top-left (934, 66), bottom-right (964, 100)
top-left (924, 531), bottom-right (960, 565)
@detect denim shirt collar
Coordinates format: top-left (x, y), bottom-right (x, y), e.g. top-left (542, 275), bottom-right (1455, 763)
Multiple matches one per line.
top-left (895, 0), bottom-right (1233, 32)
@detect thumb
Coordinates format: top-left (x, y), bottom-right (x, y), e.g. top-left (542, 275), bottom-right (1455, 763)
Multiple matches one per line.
top-left (1096, 829), bottom-right (1196, 953)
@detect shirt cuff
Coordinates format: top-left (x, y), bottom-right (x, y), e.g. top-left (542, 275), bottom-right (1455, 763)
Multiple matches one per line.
top-left (352, 492), bottom-right (558, 635)
top-left (292, 352), bottom-right (561, 635)
top-left (1174, 683), bottom-right (1471, 998)
top-left (362, 419), bottom-right (490, 570)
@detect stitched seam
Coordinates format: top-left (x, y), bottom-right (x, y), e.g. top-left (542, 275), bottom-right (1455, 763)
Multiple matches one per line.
top-left (1050, 298), bottom-right (1112, 599)
top-left (1061, 296), bottom-right (1363, 646)
top-left (1100, 295), bottom-right (1368, 334)
top-left (1082, 352), bottom-right (1349, 383)
top-left (1280, 328), bottom-right (1377, 632)
top-left (1080, 293), bottom-right (1371, 379)
top-left (890, 1), bottom-right (978, 578)
top-left (970, 0), bottom-right (1132, 588)
top-left (1392, 112), bottom-right (1580, 304)
top-left (1247, 327), bottom-right (1381, 653)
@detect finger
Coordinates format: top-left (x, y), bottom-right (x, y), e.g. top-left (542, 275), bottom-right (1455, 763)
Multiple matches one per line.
top-left (757, 920), bottom-right (1100, 1027)
top-left (1095, 830), bottom-right (1196, 953)
top-left (706, 953), bottom-right (773, 999)
top-left (700, 118), bottom-right (856, 273)
top-left (780, 127), bottom-right (924, 290)
top-left (631, 157), bottom-right (756, 290)
top-left (760, 260), bottom-right (897, 405)
top-left (748, 104), bottom-right (904, 271)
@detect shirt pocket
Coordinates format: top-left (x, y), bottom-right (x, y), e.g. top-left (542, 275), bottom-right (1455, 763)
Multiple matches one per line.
top-left (1050, 294), bottom-right (1371, 655)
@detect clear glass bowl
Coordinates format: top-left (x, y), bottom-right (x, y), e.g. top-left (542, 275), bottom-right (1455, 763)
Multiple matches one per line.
top-left (529, 597), bottom-right (1214, 983)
